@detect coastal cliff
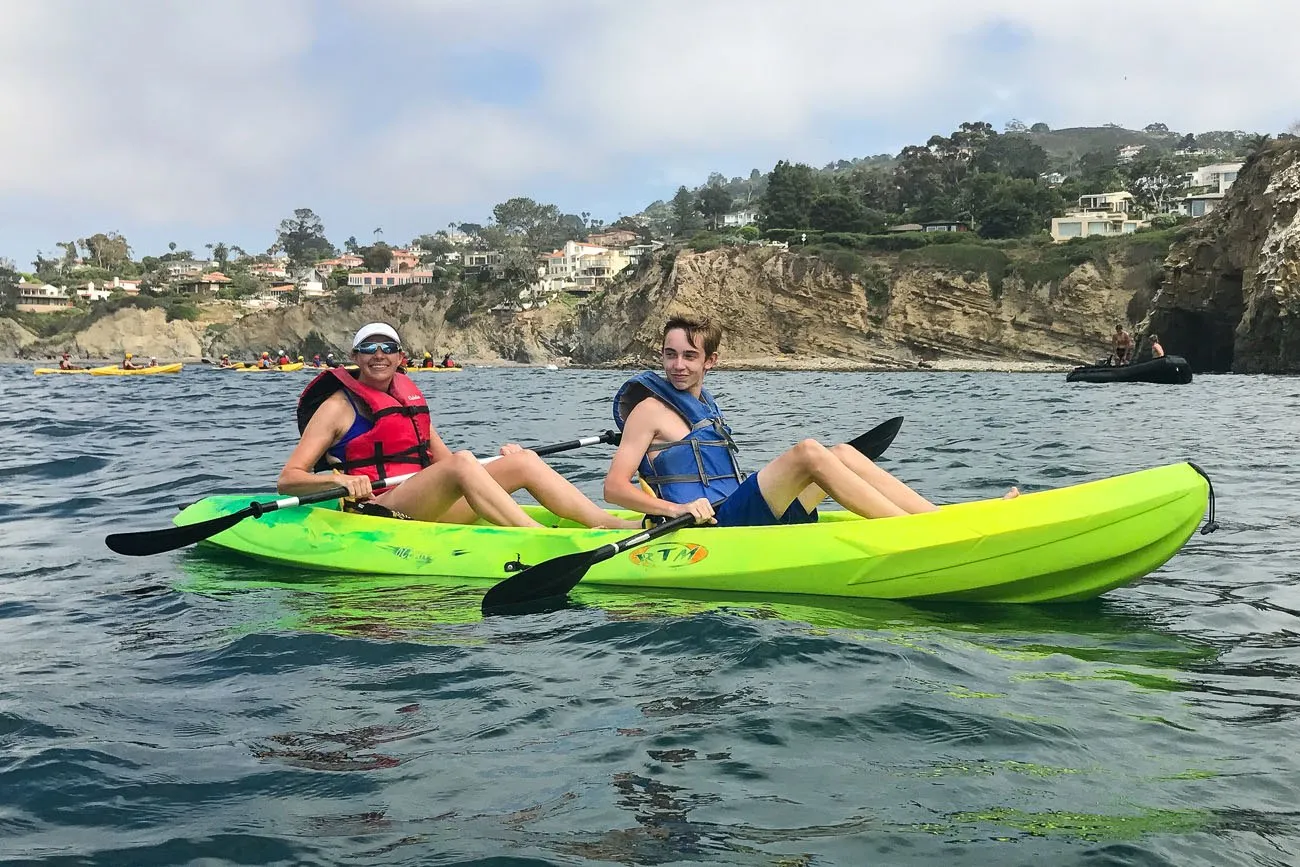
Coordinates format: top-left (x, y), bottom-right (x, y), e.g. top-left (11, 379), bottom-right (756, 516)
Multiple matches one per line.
top-left (1146, 139), bottom-right (1300, 373)
top-left (574, 243), bottom-right (1156, 369)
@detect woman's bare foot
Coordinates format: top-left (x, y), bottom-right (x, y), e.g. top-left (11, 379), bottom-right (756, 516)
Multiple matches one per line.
top-left (590, 516), bottom-right (643, 530)
top-left (1003, 487), bottom-right (1021, 500)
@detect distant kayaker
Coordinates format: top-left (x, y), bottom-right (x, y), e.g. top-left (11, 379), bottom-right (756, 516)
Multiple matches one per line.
top-left (148, 356), bottom-right (158, 368)
top-left (312, 354), bottom-right (322, 368)
top-left (277, 350), bottom-right (291, 366)
top-left (219, 354), bottom-right (233, 369)
top-left (122, 352), bottom-right (141, 370)
top-left (1150, 334), bottom-right (1165, 358)
top-left (280, 322), bottom-right (639, 529)
top-left (325, 352), bottom-right (339, 368)
top-left (421, 352), bottom-right (436, 369)
top-left (258, 352), bottom-right (271, 369)
top-left (441, 352), bottom-right (456, 368)
top-left (59, 352), bottom-right (83, 371)
top-left (604, 316), bottom-right (1018, 528)
top-left (1112, 325), bottom-right (1134, 365)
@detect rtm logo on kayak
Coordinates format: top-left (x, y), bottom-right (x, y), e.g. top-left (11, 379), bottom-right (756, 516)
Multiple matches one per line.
top-left (629, 541), bottom-right (709, 567)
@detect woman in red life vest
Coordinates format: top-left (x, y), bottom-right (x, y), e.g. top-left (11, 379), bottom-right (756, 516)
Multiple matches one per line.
top-left (278, 323), bottom-right (637, 528)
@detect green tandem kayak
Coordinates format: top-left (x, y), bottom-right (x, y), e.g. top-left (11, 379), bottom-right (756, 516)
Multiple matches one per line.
top-left (172, 462), bottom-right (1211, 603)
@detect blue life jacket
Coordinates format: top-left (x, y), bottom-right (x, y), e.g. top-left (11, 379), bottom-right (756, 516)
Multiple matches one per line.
top-left (612, 370), bottom-right (744, 503)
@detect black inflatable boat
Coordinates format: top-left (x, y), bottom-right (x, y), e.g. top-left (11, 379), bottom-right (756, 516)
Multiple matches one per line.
top-left (1066, 355), bottom-right (1193, 384)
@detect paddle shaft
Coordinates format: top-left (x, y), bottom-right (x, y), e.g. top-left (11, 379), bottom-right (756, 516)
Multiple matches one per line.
top-left (105, 429), bottom-right (623, 556)
top-left (480, 416), bottom-right (905, 613)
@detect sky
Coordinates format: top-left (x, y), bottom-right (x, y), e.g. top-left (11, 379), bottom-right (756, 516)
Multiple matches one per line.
top-left (0, 0), bottom-right (1296, 267)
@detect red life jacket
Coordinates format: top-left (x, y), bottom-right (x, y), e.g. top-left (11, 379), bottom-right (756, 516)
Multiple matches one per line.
top-left (297, 367), bottom-right (433, 486)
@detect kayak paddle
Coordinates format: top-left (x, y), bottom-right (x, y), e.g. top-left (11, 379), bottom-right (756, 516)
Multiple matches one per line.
top-left (479, 415), bottom-right (904, 614)
top-left (105, 430), bottom-right (623, 557)
top-left (480, 506), bottom-right (717, 612)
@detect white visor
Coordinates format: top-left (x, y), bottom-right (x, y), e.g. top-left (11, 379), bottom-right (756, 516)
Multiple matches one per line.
top-left (351, 322), bottom-right (400, 349)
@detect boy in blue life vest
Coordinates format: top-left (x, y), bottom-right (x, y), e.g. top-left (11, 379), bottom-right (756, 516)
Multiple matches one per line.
top-left (604, 316), bottom-right (1018, 527)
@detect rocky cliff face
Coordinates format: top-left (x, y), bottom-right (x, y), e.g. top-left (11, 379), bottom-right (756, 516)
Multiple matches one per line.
top-left (0, 318), bottom-right (37, 356)
top-left (209, 295), bottom-right (580, 365)
top-left (576, 246), bottom-right (1145, 369)
top-left (1147, 140), bottom-right (1300, 373)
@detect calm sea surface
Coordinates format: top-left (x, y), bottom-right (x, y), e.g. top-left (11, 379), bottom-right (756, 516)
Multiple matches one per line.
top-left (1, 362), bottom-right (1298, 866)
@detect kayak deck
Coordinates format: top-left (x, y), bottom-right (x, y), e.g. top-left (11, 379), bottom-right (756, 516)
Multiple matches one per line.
top-left (172, 463), bottom-right (1209, 603)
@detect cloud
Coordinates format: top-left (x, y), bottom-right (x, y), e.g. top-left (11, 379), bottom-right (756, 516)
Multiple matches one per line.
top-left (1, 0), bottom-right (1297, 256)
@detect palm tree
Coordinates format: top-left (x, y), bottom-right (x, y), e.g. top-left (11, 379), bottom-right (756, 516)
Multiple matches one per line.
top-left (373, 227), bottom-right (384, 240)
top-left (1244, 133), bottom-right (1272, 157)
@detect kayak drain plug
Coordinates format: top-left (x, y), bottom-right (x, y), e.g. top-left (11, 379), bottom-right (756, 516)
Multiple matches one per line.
top-left (503, 555), bottom-right (531, 573)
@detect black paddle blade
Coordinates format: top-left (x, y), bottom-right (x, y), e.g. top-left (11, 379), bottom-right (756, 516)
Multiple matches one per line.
top-left (105, 508), bottom-right (251, 556)
top-left (481, 549), bottom-right (600, 612)
top-left (849, 415), bottom-right (903, 460)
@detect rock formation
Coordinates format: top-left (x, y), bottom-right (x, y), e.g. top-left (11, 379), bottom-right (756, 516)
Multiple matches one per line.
top-left (1147, 139), bottom-right (1300, 373)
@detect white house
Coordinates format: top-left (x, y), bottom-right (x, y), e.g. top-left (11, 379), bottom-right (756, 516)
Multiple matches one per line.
top-left (16, 282), bottom-right (72, 312)
top-left (1117, 144), bottom-right (1146, 164)
top-left (721, 208), bottom-right (760, 228)
top-left (1168, 162), bottom-right (1246, 218)
top-left (77, 283), bottom-right (112, 302)
top-left (1187, 162), bottom-right (1243, 194)
top-left (1050, 191), bottom-right (1146, 242)
top-left (540, 241), bottom-right (609, 291)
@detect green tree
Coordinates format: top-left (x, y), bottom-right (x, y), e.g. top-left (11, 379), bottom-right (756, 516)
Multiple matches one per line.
top-left (0, 261), bottom-right (18, 310)
top-left (81, 232), bottom-right (131, 269)
top-left (1030, 122), bottom-right (1050, 133)
top-left (276, 208), bottom-right (335, 269)
top-left (808, 193), bottom-right (867, 232)
top-left (491, 196), bottom-right (564, 251)
top-left (962, 174), bottom-right (1060, 239)
top-left (670, 186), bottom-right (702, 235)
top-left (1176, 133), bottom-right (1197, 149)
top-left (411, 233), bottom-right (456, 263)
top-left (211, 242), bottom-right (230, 270)
top-left (1243, 133), bottom-right (1272, 156)
top-left (56, 240), bottom-right (79, 268)
top-left (975, 133), bottom-right (1050, 179)
top-left (1076, 150), bottom-right (1123, 191)
top-left (1125, 157), bottom-right (1185, 215)
top-left (361, 243), bottom-right (393, 272)
top-left (760, 161), bottom-right (818, 229)
top-left (344, 235), bottom-right (360, 254)
top-left (696, 184), bottom-right (733, 229)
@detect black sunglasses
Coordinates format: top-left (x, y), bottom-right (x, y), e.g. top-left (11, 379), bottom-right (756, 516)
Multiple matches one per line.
top-left (354, 341), bottom-right (401, 355)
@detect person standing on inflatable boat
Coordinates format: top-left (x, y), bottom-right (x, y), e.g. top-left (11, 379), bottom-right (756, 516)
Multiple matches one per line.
top-left (279, 322), bottom-right (640, 529)
top-left (604, 316), bottom-right (1017, 527)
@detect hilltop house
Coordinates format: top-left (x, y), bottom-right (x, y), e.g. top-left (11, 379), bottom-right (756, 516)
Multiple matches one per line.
top-left (538, 240), bottom-right (627, 295)
top-left (346, 270), bottom-right (436, 294)
top-left (1169, 162), bottom-right (1245, 217)
top-left (1050, 192), bottom-right (1146, 241)
top-left (721, 208), bottom-right (760, 228)
top-left (15, 282), bottom-right (72, 312)
top-left (587, 229), bottom-right (640, 248)
top-left (175, 272), bottom-right (233, 295)
top-left (164, 259), bottom-right (208, 279)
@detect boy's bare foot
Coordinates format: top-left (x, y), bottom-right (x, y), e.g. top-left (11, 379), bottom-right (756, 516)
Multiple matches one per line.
top-left (1003, 487), bottom-right (1021, 500)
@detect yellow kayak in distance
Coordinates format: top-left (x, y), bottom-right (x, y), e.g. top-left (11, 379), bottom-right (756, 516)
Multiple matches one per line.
top-left (234, 362), bottom-right (305, 372)
top-left (407, 366), bottom-right (463, 373)
top-left (89, 363), bottom-right (184, 376)
top-left (33, 367), bottom-right (94, 375)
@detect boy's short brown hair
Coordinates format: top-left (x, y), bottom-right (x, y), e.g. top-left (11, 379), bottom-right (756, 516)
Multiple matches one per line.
top-left (663, 316), bottom-right (722, 356)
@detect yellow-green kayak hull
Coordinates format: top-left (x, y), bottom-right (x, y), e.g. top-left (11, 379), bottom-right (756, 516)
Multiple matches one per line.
top-left (171, 463), bottom-right (1210, 603)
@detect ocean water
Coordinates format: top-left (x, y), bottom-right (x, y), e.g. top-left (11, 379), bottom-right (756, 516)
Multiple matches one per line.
top-left (2, 362), bottom-right (1298, 866)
